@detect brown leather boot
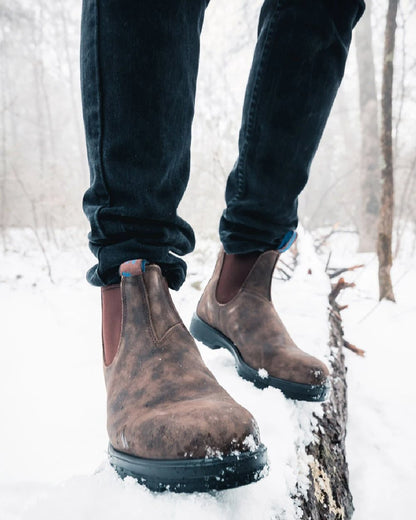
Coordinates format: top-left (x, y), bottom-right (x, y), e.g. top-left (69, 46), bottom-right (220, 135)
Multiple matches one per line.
top-left (101, 259), bottom-right (267, 492)
top-left (190, 249), bottom-right (330, 402)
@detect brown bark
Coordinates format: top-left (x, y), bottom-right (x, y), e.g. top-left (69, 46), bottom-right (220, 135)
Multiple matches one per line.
top-left (328, 264), bottom-right (364, 279)
top-left (298, 278), bottom-right (356, 519)
top-left (329, 278), bottom-right (356, 305)
top-left (355, 0), bottom-right (381, 252)
top-left (377, 0), bottom-right (399, 302)
top-left (343, 340), bottom-right (365, 357)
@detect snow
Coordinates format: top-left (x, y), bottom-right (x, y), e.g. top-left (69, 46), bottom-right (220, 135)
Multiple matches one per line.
top-left (242, 434), bottom-right (259, 453)
top-left (258, 369), bottom-right (269, 379)
top-left (317, 228), bottom-right (416, 520)
top-left (0, 226), bottom-right (414, 519)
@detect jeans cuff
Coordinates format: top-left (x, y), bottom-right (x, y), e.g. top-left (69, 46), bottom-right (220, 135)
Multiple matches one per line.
top-left (277, 230), bottom-right (297, 253)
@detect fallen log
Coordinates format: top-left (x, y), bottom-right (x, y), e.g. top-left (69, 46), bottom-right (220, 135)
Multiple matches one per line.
top-left (298, 277), bottom-right (356, 519)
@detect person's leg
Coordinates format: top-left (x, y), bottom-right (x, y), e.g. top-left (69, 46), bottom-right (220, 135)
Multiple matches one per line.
top-left (220, 0), bottom-right (365, 253)
top-left (192, 0), bottom-right (365, 401)
top-left (81, 0), bottom-right (205, 290)
top-left (80, 0), bottom-right (268, 491)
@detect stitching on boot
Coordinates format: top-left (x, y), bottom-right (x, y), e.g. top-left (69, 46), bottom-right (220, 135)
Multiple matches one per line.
top-left (143, 266), bottom-right (182, 342)
top-left (156, 322), bottom-right (183, 345)
top-left (137, 275), bottom-right (158, 345)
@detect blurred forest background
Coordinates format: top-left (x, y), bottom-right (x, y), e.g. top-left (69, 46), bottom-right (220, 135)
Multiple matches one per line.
top-left (0, 0), bottom-right (415, 261)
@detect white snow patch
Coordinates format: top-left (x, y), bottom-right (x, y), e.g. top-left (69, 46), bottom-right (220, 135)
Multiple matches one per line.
top-left (258, 368), bottom-right (269, 379)
top-left (313, 226), bottom-right (416, 520)
top-left (242, 434), bottom-right (258, 452)
top-left (205, 447), bottom-right (223, 460)
top-left (0, 227), bottom-right (338, 519)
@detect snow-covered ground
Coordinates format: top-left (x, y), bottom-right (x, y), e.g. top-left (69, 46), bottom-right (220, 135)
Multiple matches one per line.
top-left (317, 229), bottom-right (416, 520)
top-left (0, 227), bottom-right (414, 519)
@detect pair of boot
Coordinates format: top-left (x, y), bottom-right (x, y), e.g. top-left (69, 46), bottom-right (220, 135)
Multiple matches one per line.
top-left (101, 250), bottom-right (329, 492)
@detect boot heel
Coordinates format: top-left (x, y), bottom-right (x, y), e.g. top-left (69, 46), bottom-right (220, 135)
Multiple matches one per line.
top-left (190, 314), bottom-right (223, 350)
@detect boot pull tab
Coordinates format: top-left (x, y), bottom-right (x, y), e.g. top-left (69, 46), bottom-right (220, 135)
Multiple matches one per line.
top-left (119, 259), bottom-right (148, 277)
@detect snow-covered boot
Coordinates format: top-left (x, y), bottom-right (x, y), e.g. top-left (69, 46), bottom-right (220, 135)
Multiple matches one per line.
top-left (190, 250), bottom-right (330, 401)
top-left (101, 259), bottom-right (267, 492)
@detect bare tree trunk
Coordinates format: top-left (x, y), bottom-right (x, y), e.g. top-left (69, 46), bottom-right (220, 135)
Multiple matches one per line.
top-left (355, 0), bottom-right (380, 252)
top-left (0, 22), bottom-right (8, 250)
top-left (393, 5), bottom-right (412, 258)
top-left (377, 0), bottom-right (399, 302)
top-left (31, 7), bottom-right (46, 192)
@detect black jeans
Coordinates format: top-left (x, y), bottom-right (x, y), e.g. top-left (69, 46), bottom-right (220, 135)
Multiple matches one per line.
top-left (80, 0), bottom-right (365, 289)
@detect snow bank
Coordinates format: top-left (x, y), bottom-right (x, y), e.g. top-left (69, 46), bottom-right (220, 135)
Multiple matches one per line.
top-left (317, 229), bottom-right (416, 520)
top-left (1, 226), bottom-right (414, 519)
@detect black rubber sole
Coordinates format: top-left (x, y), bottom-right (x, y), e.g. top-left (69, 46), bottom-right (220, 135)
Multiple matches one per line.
top-left (190, 313), bottom-right (330, 402)
top-left (108, 443), bottom-right (268, 493)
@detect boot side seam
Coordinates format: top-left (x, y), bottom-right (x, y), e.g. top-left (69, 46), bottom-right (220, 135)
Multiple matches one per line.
top-left (102, 284), bottom-right (123, 368)
top-left (209, 251), bottom-right (279, 308)
top-left (155, 321), bottom-right (183, 345)
top-left (137, 275), bottom-right (159, 344)
top-left (142, 267), bottom-right (183, 342)
top-left (240, 252), bottom-right (279, 295)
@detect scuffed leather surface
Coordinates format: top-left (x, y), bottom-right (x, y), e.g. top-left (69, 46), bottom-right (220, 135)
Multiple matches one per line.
top-left (104, 264), bottom-right (259, 459)
top-left (197, 249), bottom-right (329, 386)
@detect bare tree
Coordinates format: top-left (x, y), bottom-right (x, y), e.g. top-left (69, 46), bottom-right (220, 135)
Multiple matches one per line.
top-left (378, 0), bottom-right (399, 302)
top-left (355, 0), bottom-right (380, 252)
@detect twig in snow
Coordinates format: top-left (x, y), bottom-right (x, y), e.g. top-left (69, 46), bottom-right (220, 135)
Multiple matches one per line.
top-left (13, 168), bottom-right (54, 284)
top-left (275, 267), bottom-right (291, 280)
top-left (329, 278), bottom-right (356, 305)
top-left (328, 264), bottom-right (365, 279)
top-left (313, 226), bottom-right (358, 253)
top-left (343, 340), bottom-right (366, 357)
top-left (325, 251), bottom-right (332, 273)
top-left (278, 258), bottom-right (295, 272)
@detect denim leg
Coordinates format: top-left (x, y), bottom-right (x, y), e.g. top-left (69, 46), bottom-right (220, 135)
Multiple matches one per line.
top-left (220, 0), bottom-right (365, 253)
top-left (80, 0), bottom-right (208, 289)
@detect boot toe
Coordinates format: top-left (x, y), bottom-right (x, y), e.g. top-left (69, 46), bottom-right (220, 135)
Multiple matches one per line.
top-left (123, 399), bottom-right (260, 460)
top-left (265, 351), bottom-right (330, 387)
top-left (301, 356), bottom-right (330, 386)
top-left (256, 346), bottom-right (330, 391)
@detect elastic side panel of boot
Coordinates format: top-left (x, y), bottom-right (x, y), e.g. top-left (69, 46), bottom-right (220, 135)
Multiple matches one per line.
top-left (241, 251), bottom-right (279, 301)
top-left (102, 284), bottom-right (122, 366)
top-left (142, 266), bottom-right (182, 341)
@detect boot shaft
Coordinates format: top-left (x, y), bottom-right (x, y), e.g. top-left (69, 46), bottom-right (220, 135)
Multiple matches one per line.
top-left (101, 261), bottom-right (181, 366)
